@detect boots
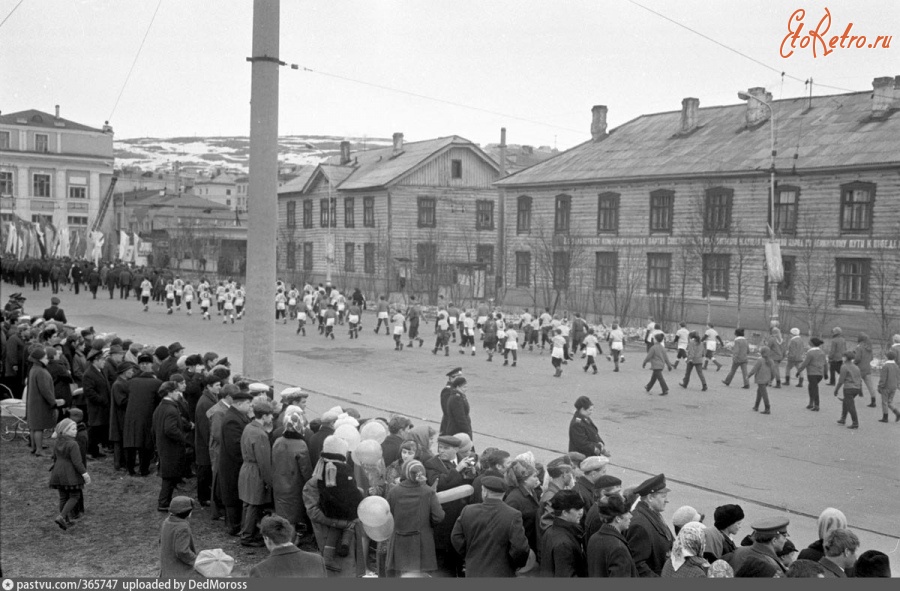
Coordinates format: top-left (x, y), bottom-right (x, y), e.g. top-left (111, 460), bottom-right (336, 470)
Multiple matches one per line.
top-left (796, 377), bottom-right (804, 387)
top-left (867, 399), bottom-right (877, 408)
top-left (554, 368), bottom-right (562, 378)
top-left (701, 383), bottom-right (708, 391)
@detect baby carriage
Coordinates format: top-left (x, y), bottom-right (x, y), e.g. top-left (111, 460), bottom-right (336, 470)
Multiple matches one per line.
top-left (0, 384), bottom-right (28, 442)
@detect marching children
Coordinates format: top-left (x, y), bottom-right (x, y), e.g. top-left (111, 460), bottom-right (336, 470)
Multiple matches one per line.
top-left (482, 314), bottom-right (498, 362)
top-left (346, 301), bottom-right (360, 339)
top-left (275, 289), bottom-right (287, 324)
top-left (296, 302), bottom-right (308, 336)
top-left (140, 277), bottom-right (153, 312)
top-left (182, 282), bottom-right (195, 316)
top-left (673, 322), bottom-right (690, 369)
top-left (234, 285), bottom-right (245, 320)
top-left (607, 322), bottom-right (625, 371)
top-left (460, 312), bottom-right (476, 356)
top-left (165, 278), bottom-right (176, 315)
top-left (287, 285), bottom-right (299, 321)
top-left (539, 308), bottom-right (553, 350)
top-left (679, 332), bottom-right (708, 391)
top-left (583, 329), bottom-right (599, 374)
top-left (503, 325), bottom-right (518, 367)
top-left (323, 304), bottom-right (337, 339)
top-left (642, 333), bottom-right (673, 395)
top-left (173, 276), bottom-right (184, 312)
top-left (433, 311), bottom-right (451, 357)
top-left (374, 296), bottom-right (390, 334)
top-left (215, 282), bottom-right (226, 316)
top-left (703, 323), bottom-right (724, 371)
top-left (876, 350), bottom-right (900, 423)
top-left (785, 328), bottom-right (807, 387)
top-left (551, 328), bottom-right (567, 377)
top-left (834, 351), bottom-right (862, 429)
top-left (391, 308), bottom-right (406, 351)
top-left (406, 296), bottom-right (424, 348)
top-left (334, 291), bottom-right (346, 325)
top-left (199, 288), bottom-right (212, 320)
top-left (476, 301), bottom-right (490, 338)
top-left (748, 346), bottom-right (778, 414)
top-left (223, 289), bottom-right (235, 324)
top-left (447, 302), bottom-right (460, 343)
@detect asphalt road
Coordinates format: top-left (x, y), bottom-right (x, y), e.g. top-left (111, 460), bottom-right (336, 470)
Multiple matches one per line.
top-left (23, 285), bottom-right (900, 574)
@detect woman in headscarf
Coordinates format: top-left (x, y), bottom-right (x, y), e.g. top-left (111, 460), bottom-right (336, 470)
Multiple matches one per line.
top-left (385, 459), bottom-right (445, 576)
top-left (707, 559), bottom-right (735, 578)
top-left (797, 508), bottom-right (847, 563)
top-left (661, 521), bottom-right (710, 577)
top-left (48, 418), bottom-right (91, 530)
top-left (406, 425), bottom-right (437, 465)
top-left (272, 405), bottom-right (313, 541)
top-left (384, 440), bottom-right (418, 497)
top-left (503, 459), bottom-right (543, 556)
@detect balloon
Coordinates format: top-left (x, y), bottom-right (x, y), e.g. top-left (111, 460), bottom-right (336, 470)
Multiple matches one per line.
top-left (436, 484), bottom-right (474, 504)
top-left (334, 424), bottom-right (361, 452)
top-left (357, 496), bottom-right (391, 528)
top-left (363, 514), bottom-right (394, 542)
top-left (359, 421), bottom-right (387, 444)
top-left (334, 414), bottom-right (359, 429)
top-left (352, 439), bottom-right (382, 465)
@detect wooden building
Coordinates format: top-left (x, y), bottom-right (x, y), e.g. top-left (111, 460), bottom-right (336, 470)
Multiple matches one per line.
top-left (495, 77), bottom-right (900, 338)
top-left (276, 134), bottom-right (501, 303)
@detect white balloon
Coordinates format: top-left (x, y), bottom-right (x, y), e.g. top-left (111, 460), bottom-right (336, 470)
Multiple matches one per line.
top-left (334, 424), bottom-right (361, 452)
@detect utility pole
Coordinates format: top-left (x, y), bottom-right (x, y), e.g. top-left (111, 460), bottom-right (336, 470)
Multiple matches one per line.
top-left (243, 0), bottom-right (280, 384)
top-left (496, 128), bottom-right (507, 301)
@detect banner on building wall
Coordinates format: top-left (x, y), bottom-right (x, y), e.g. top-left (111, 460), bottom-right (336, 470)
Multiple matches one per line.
top-left (558, 235), bottom-right (900, 250)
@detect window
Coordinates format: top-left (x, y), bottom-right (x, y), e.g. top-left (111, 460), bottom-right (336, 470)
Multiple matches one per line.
top-left (647, 253), bottom-right (672, 294)
top-left (702, 254), bottom-right (731, 298)
top-left (35, 134), bottom-right (49, 153)
top-left (0, 131), bottom-right (9, 149)
top-left (417, 242), bottom-right (437, 273)
top-left (0, 171), bottom-right (13, 195)
top-left (0, 213), bottom-right (13, 223)
top-left (772, 185), bottom-right (799, 234)
top-left (417, 197), bottom-right (436, 228)
top-left (476, 200), bottom-right (494, 230)
top-left (33, 173), bottom-right (51, 197)
top-left (68, 186), bottom-right (86, 199)
top-left (554, 195), bottom-right (571, 233)
top-left (451, 159), bottom-right (462, 179)
top-left (836, 258), bottom-right (870, 306)
top-left (287, 201), bottom-right (296, 228)
top-left (515, 251), bottom-right (531, 287)
top-left (476, 244), bottom-right (494, 274)
top-left (286, 240), bottom-right (296, 269)
top-left (704, 187), bottom-right (733, 232)
top-left (303, 199), bottom-right (312, 228)
top-left (649, 189), bottom-right (674, 233)
top-left (226, 199), bottom-right (231, 207)
top-left (226, 189), bottom-right (232, 196)
top-left (596, 192), bottom-right (619, 233)
top-left (320, 198), bottom-right (336, 227)
top-left (840, 182), bottom-right (875, 234)
top-left (516, 196), bottom-right (532, 234)
top-left (32, 214), bottom-right (53, 225)
top-left (344, 242), bottom-right (356, 272)
top-left (765, 255), bottom-right (795, 302)
top-left (552, 251), bottom-right (570, 289)
top-left (595, 252), bottom-right (617, 290)
top-left (302, 242), bottom-right (313, 270)
top-left (363, 196), bottom-right (375, 227)
top-left (364, 243), bottom-right (375, 274)
top-left (344, 197), bottom-right (355, 228)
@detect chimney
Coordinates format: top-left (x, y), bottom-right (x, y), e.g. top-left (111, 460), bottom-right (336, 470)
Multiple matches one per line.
top-left (339, 140), bottom-right (351, 165)
top-left (55, 105), bottom-right (60, 118)
top-left (392, 132), bottom-right (404, 154)
top-left (871, 76), bottom-right (895, 114)
top-left (590, 105), bottom-right (608, 141)
top-left (680, 97), bottom-right (699, 133)
top-left (499, 127), bottom-right (507, 177)
top-left (742, 87), bottom-right (772, 126)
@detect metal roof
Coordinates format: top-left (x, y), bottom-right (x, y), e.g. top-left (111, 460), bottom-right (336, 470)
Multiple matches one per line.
top-left (0, 109), bottom-right (105, 133)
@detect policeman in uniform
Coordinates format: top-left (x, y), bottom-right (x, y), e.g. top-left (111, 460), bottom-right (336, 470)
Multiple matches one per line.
top-left (625, 473), bottom-right (674, 577)
top-left (725, 516), bottom-right (790, 575)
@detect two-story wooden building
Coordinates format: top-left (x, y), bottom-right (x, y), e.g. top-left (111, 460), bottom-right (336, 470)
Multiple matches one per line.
top-left (276, 134), bottom-right (502, 302)
top-left (495, 76), bottom-right (900, 338)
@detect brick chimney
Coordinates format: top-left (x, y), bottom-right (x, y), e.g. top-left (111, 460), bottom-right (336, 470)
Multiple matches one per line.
top-left (55, 105), bottom-right (60, 118)
top-left (392, 132), bottom-right (404, 154)
top-left (871, 76), bottom-right (895, 114)
top-left (591, 105), bottom-right (608, 141)
top-left (339, 140), bottom-right (351, 165)
top-left (680, 97), bottom-right (699, 133)
top-left (742, 87), bottom-right (772, 126)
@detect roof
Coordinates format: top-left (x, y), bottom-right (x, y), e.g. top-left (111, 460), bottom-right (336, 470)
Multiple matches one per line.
top-left (126, 192), bottom-right (231, 210)
top-left (194, 174), bottom-right (239, 186)
top-left (496, 91), bottom-right (900, 187)
top-left (0, 109), bottom-right (105, 133)
top-left (277, 165), bottom-right (316, 194)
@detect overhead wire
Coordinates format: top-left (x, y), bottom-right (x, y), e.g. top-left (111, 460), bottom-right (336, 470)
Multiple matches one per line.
top-left (0, 0), bottom-right (25, 29)
top-left (107, 0), bottom-right (164, 122)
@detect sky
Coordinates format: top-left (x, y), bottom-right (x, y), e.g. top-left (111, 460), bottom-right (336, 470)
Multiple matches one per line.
top-left (2, 0), bottom-right (898, 149)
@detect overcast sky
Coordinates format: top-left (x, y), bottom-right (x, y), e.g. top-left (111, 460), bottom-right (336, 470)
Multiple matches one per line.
top-left (2, 0), bottom-right (897, 148)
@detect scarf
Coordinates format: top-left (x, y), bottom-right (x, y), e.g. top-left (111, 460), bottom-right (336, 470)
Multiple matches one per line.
top-left (312, 453), bottom-right (346, 488)
top-left (671, 521), bottom-right (707, 571)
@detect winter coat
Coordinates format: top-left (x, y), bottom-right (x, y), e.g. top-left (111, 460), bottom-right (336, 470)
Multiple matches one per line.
top-left (625, 500), bottom-right (674, 577)
top-left (797, 348), bottom-right (827, 377)
top-left (731, 337), bottom-right (750, 363)
top-left (26, 362), bottom-right (57, 431)
top-left (686, 341), bottom-right (704, 364)
top-left (48, 437), bottom-right (87, 487)
top-left (568, 412), bottom-right (605, 457)
top-left (878, 361), bottom-right (900, 395)
top-left (422, 456), bottom-right (470, 551)
top-left (218, 406), bottom-right (250, 507)
top-left (441, 390), bottom-right (471, 437)
top-left (271, 432), bottom-right (313, 524)
top-left (193, 390), bottom-right (217, 467)
top-left (109, 377), bottom-right (129, 443)
top-left (4, 333), bottom-right (26, 377)
top-left (385, 480), bottom-right (445, 573)
top-left (503, 485), bottom-right (542, 554)
top-left (248, 545), bottom-right (326, 578)
top-left (766, 335), bottom-right (784, 361)
top-left (642, 343), bottom-right (672, 370)
top-left (540, 517), bottom-right (588, 577)
top-left (206, 400), bottom-right (229, 470)
top-left (787, 336), bottom-right (807, 362)
top-left (854, 339), bottom-right (874, 376)
top-left (748, 356), bottom-right (778, 385)
top-left (450, 497), bottom-right (531, 577)
top-left (587, 523), bottom-right (639, 577)
top-left (123, 372), bottom-right (161, 449)
top-left (381, 433), bottom-right (404, 467)
top-left (152, 398), bottom-right (188, 479)
top-left (82, 364), bottom-right (110, 427)
top-left (158, 516), bottom-right (198, 579)
top-left (301, 478), bottom-right (366, 578)
top-left (238, 421), bottom-right (273, 506)
top-left (42, 305), bottom-right (67, 323)
top-left (46, 358), bottom-right (73, 408)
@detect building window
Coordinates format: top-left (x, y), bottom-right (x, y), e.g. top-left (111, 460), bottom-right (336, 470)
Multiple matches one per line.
top-left (0, 171), bottom-right (13, 195)
top-left (702, 254), bottom-right (731, 298)
top-left (303, 199), bottom-right (312, 228)
top-left (364, 243), bottom-right (375, 274)
top-left (287, 201), bottom-right (296, 228)
top-left (476, 244), bottom-right (494, 274)
top-left (68, 186), bottom-right (86, 199)
top-left (363, 196), bottom-right (375, 227)
top-left (647, 253), bottom-right (672, 294)
top-left (515, 251), bottom-right (531, 287)
top-left (704, 187), bottom-right (733, 232)
top-left (552, 251), bottom-right (570, 289)
top-left (320, 198), bottom-right (336, 227)
top-left (344, 242), bottom-right (356, 272)
top-left (226, 189), bottom-right (232, 196)
top-left (33, 173), bottom-right (51, 197)
top-left (66, 215), bottom-right (88, 226)
top-left (32, 214), bottom-right (52, 225)
top-left (554, 195), bottom-right (571, 233)
top-left (596, 192), bottom-right (619, 233)
top-left (286, 240), bottom-right (296, 269)
top-left (835, 258), bottom-right (869, 306)
top-left (649, 189), bottom-right (674, 233)
top-left (772, 185), bottom-right (799, 234)
top-left (475, 200), bottom-right (494, 230)
top-left (451, 159), bottom-right (462, 179)
top-left (302, 242), bottom-right (313, 270)
top-left (417, 197), bottom-right (436, 228)
top-left (35, 134), bottom-right (49, 153)
top-left (417, 242), bottom-right (436, 273)
top-left (595, 252), bottom-right (617, 290)
top-left (516, 195), bottom-right (532, 234)
top-left (765, 255), bottom-right (795, 302)
top-left (0, 213), bottom-right (13, 223)
top-left (344, 197), bottom-right (355, 228)
top-left (840, 182), bottom-right (874, 234)
top-left (0, 131), bottom-right (10, 149)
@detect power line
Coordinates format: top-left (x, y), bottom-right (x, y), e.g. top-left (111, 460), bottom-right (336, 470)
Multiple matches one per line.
top-left (0, 0), bottom-right (26, 30)
top-left (108, 0), bottom-right (163, 122)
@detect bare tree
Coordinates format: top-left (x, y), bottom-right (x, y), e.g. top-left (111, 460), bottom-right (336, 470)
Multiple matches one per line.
top-left (731, 230), bottom-right (760, 327)
top-left (792, 218), bottom-right (836, 338)
top-left (868, 226), bottom-right (900, 352)
top-left (685, 188), bottom-right (729, 324)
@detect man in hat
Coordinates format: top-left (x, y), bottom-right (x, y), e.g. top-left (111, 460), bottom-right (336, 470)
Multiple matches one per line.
top-left (625, 473), bottom-right (674, 577)
top-left (572, 456), bottom-right (610, 523)
top-left (451, 475), bottom-right (530, 577)
top-left (587, 494), bottom-right (639, 577)
top-left (239, 395), bottom-right (277, 547)
top-left (438, 367), bottom-right (462, 435)
top-left (440, 376), bottom-right (471, 438)
top-left (42, 296), bottom-right (67, 324)
top-left (429, 434), bottom-right (475, 577)
top-left (584, 475), bottom-right (625, 541)
top-left (725, 516), bottom-right (790, 575)
top-left (308, 407), bottom-right (340, 467)
top-left (158, 496), bottom-right (198, 578)
top-left (3, 321), bottom-right (29, 398)
top-left (195, 372), bottom-right (227, 507)
top-left (109, 361), bottom-right (137, 471)
top-left (83, 348), bottom-right (111, 458)
top-left (218, 390), bottom-right (254, 535)
top-left (538, 456), bottom-right (575, 539)
top-left (157, 342), bottom-right (184, 382)
top-left (123, 353), bottom-right (162, 476)
top-left (703, 503), bottom-right (744, 562)
top-left (540, 489), bottom-right (588, 577)
top-left (827, 327), bottom-right (846, 385)
top-left (382, 415), bottom-right (413, 467)
top-left (153, 381), bottom-right (192, 511)
top-left (207, 383), bottom-right (239, 520)
top-left (182, 354), bottom-right (206, 422)
top-left (250, 514), bottom-right (326, 577)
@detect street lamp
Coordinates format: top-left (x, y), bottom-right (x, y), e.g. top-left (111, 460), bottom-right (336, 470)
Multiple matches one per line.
top-left (738, 90), bottom-right (780, 326)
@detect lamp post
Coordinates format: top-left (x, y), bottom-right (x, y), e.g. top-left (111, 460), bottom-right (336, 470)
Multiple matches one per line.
top-left (738, 91), bottom-right (779, 325)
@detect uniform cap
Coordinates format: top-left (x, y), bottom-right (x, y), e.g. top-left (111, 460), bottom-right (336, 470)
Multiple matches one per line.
top-left (633, 473), bottom-right (670, 497)
top-left (446, 367), bottom-right (463, 378)
top-left (51, 296), bottom-right (60, 305)
top-left (750, 517), bottom-right (790, 534)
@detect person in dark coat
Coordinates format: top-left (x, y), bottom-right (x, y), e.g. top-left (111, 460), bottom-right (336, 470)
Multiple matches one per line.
top-left (46, 347), bottom-right (74, 415)
top-left (70, 262), bottom-right (83, 294)
top-left (424, 435), bottom-right (475, 577)
top-left (249, 515), bottom-right (326, 578)
top-left (587, 495), bottom-right (639, 577)
top-left (157, 342), bottom-right (184, 382)
top-left (194, 374), bottom-right (224, 506)
top-left (438, 367), bottom-right (462, 435)
top-left (502, 459), bottom-right (542, 556)
top-left (117, 267), bottom-right (132, 299)
top-left (385, 459), bottom-right (445, 576)
top-left (451, 476), bottom-right (531, 577)
top-left (724, 517), bottom-right (790, 576)
top-left (26, 348), bottom-right (63, 455)
top-left (307, 409), bottom-right (337, 467)
top-left (105, 266), bottom-right (117, 299)
top-left (86, 267), bottom-right (101, 299)
top-left (441, 377), bottom-right (471, 438)
top-left (625, 474), bottom-right (675, 577)
top-left (109, 361), bottom-right (137, 471)
top-left (152, 381), bottom-right (191, 511)
top-left (182, 355), bottom-right (205, 422)
top-left (471, 449), bottom-right (510, 504)
top-left (540, 490), bottom-right (588, 577)
top-left (238, 395), bottom-right (277, 547)
top-left (3, 324), bottom-right (29, 399)
top-left (218, 391), bottom-right (253, 535)
top-left (82, 349), bottom-right (111, 458)
top-left (123, 354), bottom-right (162, 476)
top-left (48, 418), bottom-right (91, 530)
top-left (568, 395), bottom-right (608, 457)
top-left (158, 496), bottom-right (198, 578)
top-left (381, 415), bottom-right (412, 466)
top-left (42, 296), bottom-right (68, 323)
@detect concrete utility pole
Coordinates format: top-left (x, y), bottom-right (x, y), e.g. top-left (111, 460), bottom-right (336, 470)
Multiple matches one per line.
top-left (496, 128), bottom-right (507, 299)
top-left (243, 0), bottom-right (280, 384)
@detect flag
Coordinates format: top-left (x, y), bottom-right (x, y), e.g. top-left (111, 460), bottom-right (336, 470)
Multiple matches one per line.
top-left (118, 230), bottom-right (129, 261)
top-left (132, 232), bottom-right (142, 262)
top-left (90, 231), bottom-right (105, 266)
